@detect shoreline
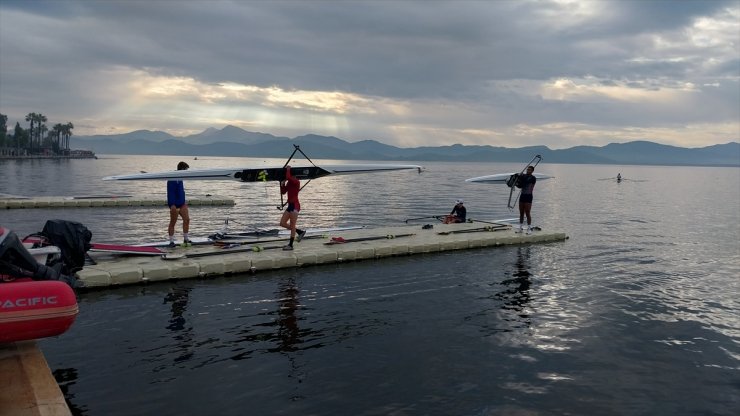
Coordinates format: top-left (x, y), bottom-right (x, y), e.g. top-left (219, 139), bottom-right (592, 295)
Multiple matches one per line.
top-left (0, 155), bottom-right (97, 160)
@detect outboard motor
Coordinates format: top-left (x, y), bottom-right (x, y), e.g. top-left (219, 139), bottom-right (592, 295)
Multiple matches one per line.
top-left (0, 227), bottom-right (77, 287)
top-left (38, 219), bottom-right (92, 275)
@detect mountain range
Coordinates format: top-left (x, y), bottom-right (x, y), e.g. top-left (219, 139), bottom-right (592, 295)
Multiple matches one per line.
top-left (71, 125), bottom-right (740, 166)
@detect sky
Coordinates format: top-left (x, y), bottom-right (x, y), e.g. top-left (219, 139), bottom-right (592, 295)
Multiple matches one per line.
top-left (1, 0), bottom-right (738, 149)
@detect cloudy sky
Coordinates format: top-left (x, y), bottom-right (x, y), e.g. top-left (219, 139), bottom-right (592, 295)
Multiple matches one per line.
top-left (1, 0), bottom-right (738, 149)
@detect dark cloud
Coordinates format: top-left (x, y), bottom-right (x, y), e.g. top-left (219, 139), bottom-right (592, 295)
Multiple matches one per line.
top-left (1, 0), bottom-right (737, 147)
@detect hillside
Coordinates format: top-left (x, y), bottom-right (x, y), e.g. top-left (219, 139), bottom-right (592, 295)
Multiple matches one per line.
top-left (72, 126), bottom-right (740, 166)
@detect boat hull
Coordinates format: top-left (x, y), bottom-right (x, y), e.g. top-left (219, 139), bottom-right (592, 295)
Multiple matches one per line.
top-left (0, 280), bottom-right (78, 343)
top-left (465, 172), bottom-right (554, 184)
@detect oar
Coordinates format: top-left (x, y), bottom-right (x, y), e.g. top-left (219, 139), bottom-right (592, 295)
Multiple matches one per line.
top-left (404, 215), bottom-right (445, 223)
top-left (324, 233), bottom-right (415, 245)
top-left (468, 218), bottom-right (517, 226)
top-left (162, 244), bottom-right (286, 260)
top-left (210, 228), bottom-right (281, 239)
top-left (437, 225), bottom-right (510, 235)
top-left (213, 234), bottom-right (326, 246)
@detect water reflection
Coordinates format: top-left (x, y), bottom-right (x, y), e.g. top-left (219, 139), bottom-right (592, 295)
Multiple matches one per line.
top-left (488, 246), bottom-right (533, 334)
top-left (466, 247), bottom-right (535, 337)
top-left (274, 277), bottom-right (302, 353)
top-left (163, 285), bottom-right (194, 363)
top-left (496, 246), bottom-right (532, 317)
top-left (274, 277), bottom-right (307, 392)
top-left (52, 367), bottom-right (86, 416)
top-left (226, 276), bottom-right (325, 361)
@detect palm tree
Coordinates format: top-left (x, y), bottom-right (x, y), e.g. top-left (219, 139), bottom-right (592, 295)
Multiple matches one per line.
top-left (63, 122), bottom-right (74, 151)
top-left (36, 114), bottom-right (47, 153)
top-left (39, 123), bottom-right (49, 151)
top-left (0, 113), bottom-right (7, 148)
top-left (52, 123), bottom-right (63, 154)
top-left (25, 112), bottom-right (37, 152)
top-left (13, 122), bottom-right (26, 154)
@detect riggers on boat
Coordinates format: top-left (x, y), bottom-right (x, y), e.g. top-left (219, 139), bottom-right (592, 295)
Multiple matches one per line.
top-left (0, 279), bottom-right (79, 343)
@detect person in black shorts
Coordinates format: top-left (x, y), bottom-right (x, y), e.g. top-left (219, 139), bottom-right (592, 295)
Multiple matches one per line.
top-left (516, 166), bottom-right (536, 235)
top-left (279, 166), bottom-right (306, 250)
top-left (167, 161), bottom-right (191, 247)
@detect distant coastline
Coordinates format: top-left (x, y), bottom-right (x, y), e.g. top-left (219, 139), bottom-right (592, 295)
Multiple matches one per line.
top-left (0, 149), bottom-right (97, 160)
top-left (71, 125), bottom-right (740, 167)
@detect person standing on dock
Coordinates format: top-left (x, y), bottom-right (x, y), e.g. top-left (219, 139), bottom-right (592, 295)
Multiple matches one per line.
top-left (443, 199), bottom-right (467, 224)
top-left (167, 161), bottom-right (191, 247)
top-left (516, 165), bottom-right (537, 235)
top-left (279, 165), bottom-right (306, 250)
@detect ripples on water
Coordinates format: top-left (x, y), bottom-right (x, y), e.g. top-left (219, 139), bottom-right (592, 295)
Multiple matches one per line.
top-left (2, 156), bottom-right (739, 415)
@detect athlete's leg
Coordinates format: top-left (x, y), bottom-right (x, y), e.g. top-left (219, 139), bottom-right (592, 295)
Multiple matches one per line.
top-left (522, 202), bottom-right (532, 225)
top-left (180, 204), bottom-right (190, 234)
top-left (518, 201), bottom-right (525, 224)
top-left (288, 211), bottom-right (298, 239)
top-left (280, 211), bottom-right (291, 229)
top-left (168, 206), bottom-right (178, 236)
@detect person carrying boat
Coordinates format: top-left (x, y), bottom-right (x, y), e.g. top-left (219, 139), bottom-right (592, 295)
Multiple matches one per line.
top-left (443, 199), bottom-right (467, 224)
top-left (279, 165), bottom-right (306, 250)
top-left (167, 161), bottom-right (191, 247)
top-left (516, 165), bottom-right (536, 235)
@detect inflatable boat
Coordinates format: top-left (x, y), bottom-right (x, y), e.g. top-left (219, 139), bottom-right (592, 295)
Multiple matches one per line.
top-left (0, 279), bottom-right (78, 343)
top-left (0, 226), bottom-right (80, 343)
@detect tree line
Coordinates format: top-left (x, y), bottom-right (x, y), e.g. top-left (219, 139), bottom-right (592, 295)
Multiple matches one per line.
top-left (0, 112), bottom-right (75, 155)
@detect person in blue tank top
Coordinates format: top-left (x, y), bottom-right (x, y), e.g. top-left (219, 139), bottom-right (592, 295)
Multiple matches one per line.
top-left (167, 161), bottom-right (191, 247)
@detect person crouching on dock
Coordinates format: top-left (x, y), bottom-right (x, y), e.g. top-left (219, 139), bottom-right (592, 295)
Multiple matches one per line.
top-left (443, 199), bottom-right (467, 224)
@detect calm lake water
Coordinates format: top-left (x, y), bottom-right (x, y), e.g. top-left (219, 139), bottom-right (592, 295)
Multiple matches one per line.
top-left (1, 155), bottom-right (739, 415)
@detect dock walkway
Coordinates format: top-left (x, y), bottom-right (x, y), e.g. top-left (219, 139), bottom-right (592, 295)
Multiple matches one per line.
top-left (78, 223), bottom-right (568, 288)
top-left (0, 341), bottom-right (71, 416)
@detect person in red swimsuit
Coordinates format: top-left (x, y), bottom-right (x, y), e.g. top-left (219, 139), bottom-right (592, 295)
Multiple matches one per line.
top-left (279, 166), bottom-right (306, 250)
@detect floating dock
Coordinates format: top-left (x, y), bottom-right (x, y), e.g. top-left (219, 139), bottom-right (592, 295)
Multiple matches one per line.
top-left (0, 195), bottom-right (235, 209)
top-left (78, 223), bottom-right (568, 288)
top-left (0, 341), bottom-right (71, 416)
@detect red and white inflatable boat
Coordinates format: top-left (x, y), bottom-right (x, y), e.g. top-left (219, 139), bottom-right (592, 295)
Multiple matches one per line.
top-left (0, 279), bottom-right (78, 343)
top-left (0, 226), bottom-right (79, 343)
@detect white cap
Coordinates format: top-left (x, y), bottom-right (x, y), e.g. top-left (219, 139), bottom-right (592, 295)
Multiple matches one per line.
top-left (455, 199), bottom-right (464, 204)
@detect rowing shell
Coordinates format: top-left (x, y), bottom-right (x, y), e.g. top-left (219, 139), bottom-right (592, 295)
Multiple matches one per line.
top-left (103, 164), bottom-right (423, 182)
top-left (465, 172), bottom-right (554, 184)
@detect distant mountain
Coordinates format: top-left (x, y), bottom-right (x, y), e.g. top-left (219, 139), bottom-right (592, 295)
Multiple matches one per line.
top-left (72, 126), bottom-right (740, 167)
top-left (569, 141), bottom-right (740, 165)
top-left (181, 125), bottom-right (285, 145)
top-left (79, 129), bottom-right (176, 143)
